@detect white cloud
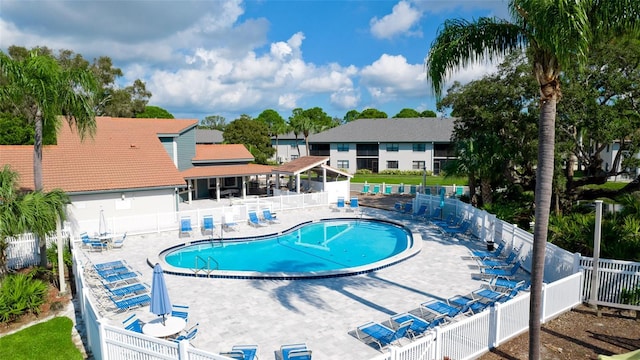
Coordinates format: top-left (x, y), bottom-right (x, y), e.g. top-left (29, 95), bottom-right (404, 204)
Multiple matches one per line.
top-left (330, 89), bottom-right (360, 110)
top-left (370, 1), bottom-right (422, 39)
top-left (360, 54), bottom-right (428, 103)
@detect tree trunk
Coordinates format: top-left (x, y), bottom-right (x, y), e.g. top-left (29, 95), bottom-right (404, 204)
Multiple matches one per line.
top-left (34, 109), bottom-right (48, 268)
top-left (529, 96), bottom-right (557, 360)
top-left (480, 178), bottom-right (493, 205)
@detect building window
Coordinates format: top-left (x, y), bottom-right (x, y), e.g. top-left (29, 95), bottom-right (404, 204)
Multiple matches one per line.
top-left (337, 143), bottom-right (349, 152)
top-left (386, 143), bottom-right (399, 152)
top-left (412, 161), bottom-right (425, 170)
top-left (387, 161), bottom-right (398, 169)
top-left (337, 160), bottom-right (349, 169)
top-left (413, 143), bottom-right (426, 152)
top-left (291, 154), bottom-right (299, 160)
top-left (208, 178), bottom-right (217, 189)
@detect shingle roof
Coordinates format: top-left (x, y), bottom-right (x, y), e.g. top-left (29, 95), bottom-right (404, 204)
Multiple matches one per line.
top-left (0, 116), bottom-right (196, 193)
top-left (181, 164), bottom-right (274, 179)
top-left (193, 144), bottom-right (253, 163)
top-left (196, 129), bottom-right (224, 144)
top-left (309, 117), bottom-right (455, 142)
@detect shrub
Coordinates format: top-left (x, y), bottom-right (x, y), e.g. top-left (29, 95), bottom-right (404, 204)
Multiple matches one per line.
top-left (620, 285), bottom-right (640, 305)
top-left (0, 273), bottom-right (47, 323)
top-left (355, 169), bottom-right (372, 175)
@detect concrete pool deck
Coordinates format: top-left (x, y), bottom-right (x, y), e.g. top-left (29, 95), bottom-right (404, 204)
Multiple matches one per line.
top-left (80, 206), bottom-right (519, 360)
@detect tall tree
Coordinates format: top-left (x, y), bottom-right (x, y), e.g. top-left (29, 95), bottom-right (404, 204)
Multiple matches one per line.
top-left (200, 115), bottom-right (227, 130)
top-left (420, 109), bottom-right (437, 117)
top-left (223, 115), bottom-right (274, 164)
top-left (343, 109), bottom-right (360, 123)
top-left (425, 2), bottom-right (640, 358)
top-left (256, 109), bottom-right (288, 162)
top-left (357, 108), bottom-right (387, 119)
top-left (0, 50), bottom-right (98, 267)
top-left (136, 105), bottom-right (174, 119)
top-left (393, 108), bottom-right (420, 118)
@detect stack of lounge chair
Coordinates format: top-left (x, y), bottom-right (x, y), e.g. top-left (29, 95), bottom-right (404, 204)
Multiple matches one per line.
top-left (87, 260), bottom-right (150, 312)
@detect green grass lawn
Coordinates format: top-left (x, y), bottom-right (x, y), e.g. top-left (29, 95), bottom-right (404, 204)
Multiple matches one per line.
top-left (0, 317), bottom-right (82, 360)
top-left (351, 174), bottom-right (467, 186)
top-left (579, 182), bottom-right (628, 191)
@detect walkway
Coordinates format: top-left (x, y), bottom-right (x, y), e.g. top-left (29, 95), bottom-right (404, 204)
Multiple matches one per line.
top-left (80, 205), bottom-right (510, 360)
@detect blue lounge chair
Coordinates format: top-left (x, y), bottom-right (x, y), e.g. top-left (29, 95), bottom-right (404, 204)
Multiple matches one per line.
top-left (101, 271), bottom-right (140, 287)
top-left (448, 294), bottom-right (490, 315)
top-left (335, 197), bottom-right (346, 211)
top-left (383, 185), bottom-right (392, 195)
top-left (248, 211), bottom-right (267, 227)
top-left (171, 304), bottom-right (189, 322)
top-left (110, 233), bottom-right (127, 249)
top-left (431, 213), bottom-right (456, 227)
top-left (401, 202), bottom-right (413, 214)
top-left (409, 185), bottom-right (417, 195)
top-left (110, 293), bottom-right (151, 312)
top-left (470, 241), bottom-right (507, 259)
top-left (280, 343), bottom-right (312, 360)
top-left (105, 282), bottom-right (148, 299)
top-left (441, 221), bottom-right (471, 235)
top-left (220, 344), bottom-right (258, 360)
top-left (371, 184), bottom-right (380, 195)
top-left (420, 299), bottom-right (463, 321)
top-left (349, 197), bottom-right (359, 211)
top-left (490, 278), bottom-right (530, 292)
top-left (425, 207), bottom-right (442, 221)
top-left (412, 205), bottom-right (427, 219)
top-left (360, 184), bottom-right (370, 195)
top-left (202, 215), bottom-right (215, 235)
top-left (390, 313), bottom-right (440, 339)
top-left (397, 184), bottom-right (405, 195)
top-left (174, 322), bottom-right (199, 342)
top-left (122, 314), bottom-right (143, 333)
top-left (95, 260), bottom-right (126, 271)
top-left (455, 186), bottom-right (464, 197)
top-left (262, 209), bottom-right (280, 224)
top-left (473, 287), bottom-right (520, 303)
top-left (394, 202), bottom-right (403, 212)
top-left (480, 261), bottom-right (521, 279)
top-left (477, 251), bottom-right (519, 268)
top-left (356, 320), bottom-right (412, 350)
top-left (180, 216), bottom-right (193, 237)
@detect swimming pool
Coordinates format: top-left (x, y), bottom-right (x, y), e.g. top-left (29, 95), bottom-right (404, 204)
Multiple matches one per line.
top-left (160, 218), bottom-right (420, 279)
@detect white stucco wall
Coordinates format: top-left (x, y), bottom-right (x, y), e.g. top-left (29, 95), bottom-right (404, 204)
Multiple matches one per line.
top-left (66, 188), bottom-right (177, 234)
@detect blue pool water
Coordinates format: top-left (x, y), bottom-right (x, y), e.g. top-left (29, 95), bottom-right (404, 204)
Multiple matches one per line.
top-left (162, 219), bottom-right (413, 276)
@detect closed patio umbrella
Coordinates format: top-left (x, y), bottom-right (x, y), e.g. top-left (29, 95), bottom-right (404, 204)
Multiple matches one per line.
top-left (439, 187), bottom-right (446, 208)
top-left (150, 263), bottom-right (172, 325)
top-left (99, 209), bottom-right (108, 236)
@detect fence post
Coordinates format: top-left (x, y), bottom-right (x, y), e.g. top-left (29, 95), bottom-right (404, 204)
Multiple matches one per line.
top-left (97, 318), bottom-right (108, 360)
top-left (178, 339), bottom-right (190, 359)
top-left (572, 252), bottom-right (582, 274)
top-left (433, 326), bottom-right (442, 359)
top-left (491, 302), bottom-right (500, 347)
top-left (589, 200), bottom-right (603, 314)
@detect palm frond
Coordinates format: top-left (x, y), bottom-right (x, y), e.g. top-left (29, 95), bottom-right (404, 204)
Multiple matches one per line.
top-left (425, 17), bottom-right (524, 97)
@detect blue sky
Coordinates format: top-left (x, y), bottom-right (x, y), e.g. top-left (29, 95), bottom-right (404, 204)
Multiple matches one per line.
top-left (0, 0), bottom-right (510, 122)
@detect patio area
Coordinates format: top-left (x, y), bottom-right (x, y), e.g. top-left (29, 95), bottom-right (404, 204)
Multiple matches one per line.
top-left (79, 205), bottom-right (519, 360)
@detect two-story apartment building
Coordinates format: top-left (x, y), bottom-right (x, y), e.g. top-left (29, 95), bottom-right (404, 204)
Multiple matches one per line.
top-left (307, 117), bottom-right (456, 174)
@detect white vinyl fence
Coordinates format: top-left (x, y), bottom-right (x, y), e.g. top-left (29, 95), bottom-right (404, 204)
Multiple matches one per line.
top-left (9, 192), bottom-right (636, 360)
top-left (580, 257), bottom-right (640, 311)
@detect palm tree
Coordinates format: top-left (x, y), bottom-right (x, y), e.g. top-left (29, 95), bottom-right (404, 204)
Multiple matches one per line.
top-left (0, 166), bottom-right (69, 276)
top-left (425, 2), bottom-right (639, 358)
top-left (0, 50), bottom-right (97, 267)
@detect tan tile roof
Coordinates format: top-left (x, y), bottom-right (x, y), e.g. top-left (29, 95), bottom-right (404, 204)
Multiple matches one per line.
top-left (0, 116), bottom-right (197, 193)
top-left (272, 156), bottom-right (330, 175)
top-left (181, 164), bottom-right (274, 179)
top-left (193, 144), bottom-right (253, 162)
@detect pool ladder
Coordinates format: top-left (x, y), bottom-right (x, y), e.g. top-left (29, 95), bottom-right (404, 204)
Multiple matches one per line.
top-left (192, 255), bottom-right (219, 278)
